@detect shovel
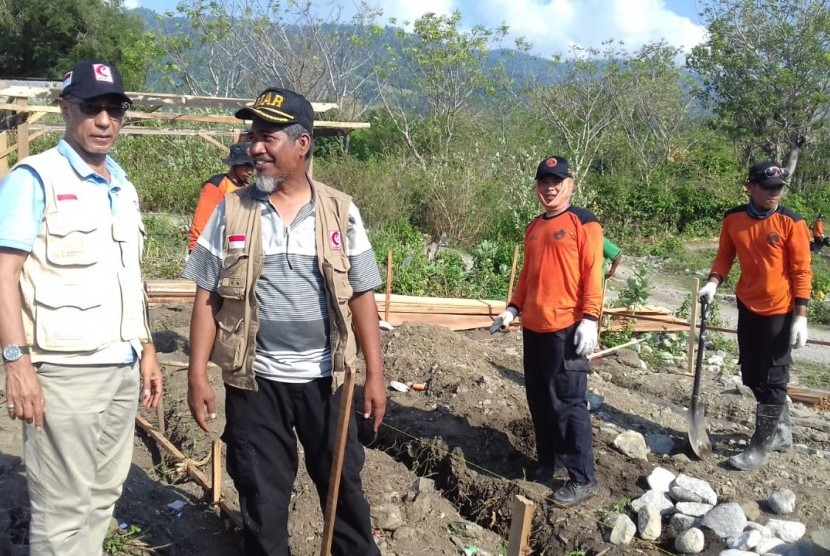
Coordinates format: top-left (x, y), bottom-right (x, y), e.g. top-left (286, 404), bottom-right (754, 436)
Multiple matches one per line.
top-left (687, 298), bottom-right (712, 458)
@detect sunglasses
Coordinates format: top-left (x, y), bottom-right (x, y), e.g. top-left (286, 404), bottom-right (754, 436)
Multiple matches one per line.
top-left (762, 166), bottom-right (790, 179)
top-left (64, 98), bottom-right (130, 120)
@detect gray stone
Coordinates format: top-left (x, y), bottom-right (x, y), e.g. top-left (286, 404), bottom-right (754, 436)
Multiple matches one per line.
top-left (371, 503), bottom-right (404, 531)
top-left (645, 433), bottom-right (676, 455)
top-left (676, 502), bottom-right (714, 517)
top-left (670, 474), bottom-right (718, 505)
top-left (741, 501), bottom-right (762, 522)
top-left (638, 504), bottom-right (662, 541)
top-left (392, 526), bottom-right (421, 544)
top-left (410, 477), bottom-right (435, 494)
top-left (745, 522), bottom-right (773, 538)
top-left (675, 527), bottom-right (706, 554)
top-left (616, 348), bottom-right (643, 368)
top-left (646, 467), bottom-right (676, 492)
top-left (813, 529), bottom-right (830, 553)
top-left (586, 391), bottom-right (604, 411)
top-left (702, 503), bottom-right (747, 539)
top-left (631, 490), bottom-right (676, 516)
top-left (755, 537), bottom-right (787, 555)
top-left (768, 489), bottom-right (797, 515)
top-left (613, 430), bottom-right (650, 461)
top-left (605, 513), bottom-right (636, 546)
top-left (670, 513), bottom-right (702, 533)
top-left (767, 519), bottom-right (807, 543)
top-left (406, 492), bottom-right (435, 522)
top-left (726, 530), bottom-right (762, 551)
top-left (788, 539), bottom-right (824, 556)
top-left (719, 551), bottom-right (756, 556)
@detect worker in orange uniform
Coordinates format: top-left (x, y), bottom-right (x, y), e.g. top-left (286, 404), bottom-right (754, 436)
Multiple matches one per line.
top-left (187, 142), bottom-right (253, 252)
top-left (490, 155), bottom-right (603, 506)
top-left (812, 213), bottom-right (826, 253)
top-left (699, 161), bottom-right (811, 471)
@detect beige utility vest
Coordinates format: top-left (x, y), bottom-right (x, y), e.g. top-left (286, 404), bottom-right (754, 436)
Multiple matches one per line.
top-left (16, 148), bottom-right (151, 363)
top-left (211, 180), bottom-right (357, 391)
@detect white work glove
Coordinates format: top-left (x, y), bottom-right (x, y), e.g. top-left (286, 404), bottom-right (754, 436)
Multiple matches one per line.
top-left (790, 315), bottom-right (808, 348)
top-left (489, 307), bottom-right (519, 334)
top-left (574, 318), bottom-right (598, 358)
top-left (698, 281), bottom-right (718, 304)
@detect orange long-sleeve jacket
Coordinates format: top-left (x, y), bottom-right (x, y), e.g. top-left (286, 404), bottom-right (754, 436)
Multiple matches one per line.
top-left (813, 218), bottom-right (824, 238)
top-left (509, 207), bottom-right (604, 333)
top-left (188, 174), bottom-right (246, 251)
top-left (710, 205), bottom-right (812, 316)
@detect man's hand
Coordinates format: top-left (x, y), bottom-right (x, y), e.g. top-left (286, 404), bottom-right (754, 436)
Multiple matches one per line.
top-left (139, 345), bottom-right (163, 410)
top-left (187, 376), bottom-right (217, 433)
top-left (574, 319), bottom-right (598, 358)
top-left (362, 374), bottom-right (387, 432)
top-left (5, 358), bottom-right (45, 430)
top-left (698, 281), bottom-right (718, 304)
top-left (489, 307), bottom-right (518, 334)
top-left (790, 315), bottom-right (808, 348)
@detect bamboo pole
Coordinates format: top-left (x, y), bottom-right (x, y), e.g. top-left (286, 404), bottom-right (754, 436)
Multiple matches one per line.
top-left (506, 245), bottom-right (520, 304)
top-left (686, 278), bottom-right (699, 375)
top-left (0, 132), bottom-right (8, 176)
top-left (589, 337), bottom-right (648, 361)
top-left (384, 250), bottom-right (393, 322)
top-left (319, 370), bottom-right (357, 556)
top-left (198, 132), bottom-right (228, 151)
top-left (597, 278), bottom-right (609, 346)
top-left (507, 495), bottom-right (535, 556)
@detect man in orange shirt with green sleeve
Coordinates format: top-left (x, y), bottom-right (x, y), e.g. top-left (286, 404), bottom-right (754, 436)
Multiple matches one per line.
top-left (490, 155), bottom-right (603, 506)
top-left (699, 160), bottom-right (811, 471)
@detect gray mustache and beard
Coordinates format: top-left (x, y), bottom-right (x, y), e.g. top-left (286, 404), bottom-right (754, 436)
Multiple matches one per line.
top-left (254, 175), bottom-right (283, 194)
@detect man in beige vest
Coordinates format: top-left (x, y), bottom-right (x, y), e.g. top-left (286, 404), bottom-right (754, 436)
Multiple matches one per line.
top-left (184, 86), bottom-right (386, 555)
top-left (0, 60), bottom-right (162, 555)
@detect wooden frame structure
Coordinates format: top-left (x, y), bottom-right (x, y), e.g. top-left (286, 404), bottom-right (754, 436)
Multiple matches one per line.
top-left (0, 79), bottom-right (370, 176)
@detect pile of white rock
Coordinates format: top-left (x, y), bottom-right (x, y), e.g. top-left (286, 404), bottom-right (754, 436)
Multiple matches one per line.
top-left (601, 466), bottom-right (821, 555)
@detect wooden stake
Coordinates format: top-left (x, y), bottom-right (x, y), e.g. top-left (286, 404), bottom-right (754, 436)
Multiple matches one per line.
top-left (588, 337), bottom-right (647, 361)
top-left (597, 278), bottom-right (609, 344)
top-left (0, 132), bottom-right (8, 177)
top-left (686, 278), bottom-right (699, 376)
top-left (506, 245), bottom-right (520, 304)
top-left (15, 97), bottom-right (29, 160)
top-left (319, 369), bottom-right (357, 556)
top-left (507, 494), bottom-right (535, 556)
top-left (198, 132), bottom-right (227, 151)
top-left (211, 440), bottom-right (222, 505)
top-left (134, 415), bottom-right (242, 529)
top-left (384, 250), bottom-right (393, 322)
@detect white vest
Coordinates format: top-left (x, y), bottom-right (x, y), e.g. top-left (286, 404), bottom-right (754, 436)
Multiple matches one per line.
top-left (15, 147), bottom-right (150, 364)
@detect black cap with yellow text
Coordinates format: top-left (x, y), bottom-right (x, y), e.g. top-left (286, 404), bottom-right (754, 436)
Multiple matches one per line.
top-left (235, 87), bottom-right (314, 132)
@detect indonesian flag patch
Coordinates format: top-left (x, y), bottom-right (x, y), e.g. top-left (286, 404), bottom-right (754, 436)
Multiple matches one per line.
top-left (228, 235), bottom-right (246, 250)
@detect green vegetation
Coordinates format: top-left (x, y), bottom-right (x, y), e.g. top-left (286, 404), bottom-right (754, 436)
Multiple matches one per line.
top-left (103, 524), bottom-right (146, 555)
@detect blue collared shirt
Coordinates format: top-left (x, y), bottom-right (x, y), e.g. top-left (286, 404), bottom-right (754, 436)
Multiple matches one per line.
top-left (0, 138), bottom-right (128, 251)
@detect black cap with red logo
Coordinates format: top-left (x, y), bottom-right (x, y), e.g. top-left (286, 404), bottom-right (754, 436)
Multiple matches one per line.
top-left (535, 156), bottom-right (574, 180)
top-left (59, 60), bottom-right (131, 104)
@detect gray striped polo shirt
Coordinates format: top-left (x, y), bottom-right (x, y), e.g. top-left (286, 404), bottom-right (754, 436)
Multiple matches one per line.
top-left (183, 187), bottom-right (382, 383)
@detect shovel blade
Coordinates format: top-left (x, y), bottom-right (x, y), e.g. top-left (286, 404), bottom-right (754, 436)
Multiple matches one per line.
top-left (687, 403), bottom-right (712, 458)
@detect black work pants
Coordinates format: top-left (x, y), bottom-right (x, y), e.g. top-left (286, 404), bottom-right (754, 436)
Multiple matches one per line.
top-left (737, 299), bottom-right (792, 406)
top-left (223, 376), bottom-right (379, 556)
top-left (522, 324), bottom-right (595, 484)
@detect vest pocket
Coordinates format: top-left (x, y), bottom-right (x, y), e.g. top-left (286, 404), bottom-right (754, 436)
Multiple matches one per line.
top-left (34, 285), bottom-right (105, 351)
top-left (45, 213), bottom-right (99, 266)
top-left (216, 252), bottom-right (247, 300)
top-left (212, 311), bottom-right (246, 370)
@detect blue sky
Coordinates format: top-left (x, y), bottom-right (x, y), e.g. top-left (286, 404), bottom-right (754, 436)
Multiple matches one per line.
top-left (132, 0), bottom-right (708, 59)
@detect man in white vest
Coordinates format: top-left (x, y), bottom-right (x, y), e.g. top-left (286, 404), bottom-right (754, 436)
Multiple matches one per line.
top-left (0, 60), bottom-right (162, 556)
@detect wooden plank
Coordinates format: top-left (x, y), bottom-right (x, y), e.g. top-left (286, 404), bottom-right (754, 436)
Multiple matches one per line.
top-left (507, 494), bottom-right (535, 556)
top-left (320, 369), bottom-right (356, 556)
top-left (198, 132), bottom-right (228, 151)
top-left (506, 244), bottom-right (519, 304)
top-left (0, 132), bottom-right (7, 176)
top-left (15, 98), bottom-right (29, 160)
top-left (28, 121), bottom-right (369, 136)
top-left (384, 250), bottom-right (393, 322)
top-left (134, 415), bottom-right (242, 529)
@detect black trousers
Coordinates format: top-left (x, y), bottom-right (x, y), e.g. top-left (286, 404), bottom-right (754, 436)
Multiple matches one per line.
top-left (737, 299), bottom-right (792, 406)
top-left (522, 324), bottom-right (595, 484)
top-left (223, 377), bottom-right (379, 556)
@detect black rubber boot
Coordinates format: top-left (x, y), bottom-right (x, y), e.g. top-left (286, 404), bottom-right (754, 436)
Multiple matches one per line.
top-left (728, 404), bottom-right (783, 471)
top-left (768, 403), bottom-right (793, 453)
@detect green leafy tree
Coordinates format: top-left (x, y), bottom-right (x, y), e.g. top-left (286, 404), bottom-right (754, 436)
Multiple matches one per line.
top-left (0, 0), bottom-right (155, 88)
top-left (687, 0), bottom-right (830, 185)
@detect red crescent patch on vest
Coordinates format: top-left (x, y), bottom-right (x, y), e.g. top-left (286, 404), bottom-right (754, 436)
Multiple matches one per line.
top-left (329, 230), bottom-right (342, 251)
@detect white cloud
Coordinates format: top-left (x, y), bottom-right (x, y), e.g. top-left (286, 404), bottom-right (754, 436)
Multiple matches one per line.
top-left (379, 0), bottom-right (455, 25)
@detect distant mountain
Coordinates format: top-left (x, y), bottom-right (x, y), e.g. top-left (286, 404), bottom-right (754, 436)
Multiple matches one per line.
top-left (131, 8), bottom-right (564, 96)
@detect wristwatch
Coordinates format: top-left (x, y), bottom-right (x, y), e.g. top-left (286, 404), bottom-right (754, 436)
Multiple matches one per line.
top-left (2, 344), bottom-right (30, 363)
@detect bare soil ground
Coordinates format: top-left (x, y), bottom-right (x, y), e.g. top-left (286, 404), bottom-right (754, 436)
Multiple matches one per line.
top-left (2, 262), bottom-right (829, 555)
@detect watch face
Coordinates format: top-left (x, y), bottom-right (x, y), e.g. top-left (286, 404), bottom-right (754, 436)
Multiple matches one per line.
top-left (3, 345), bottom-right (22, 361)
